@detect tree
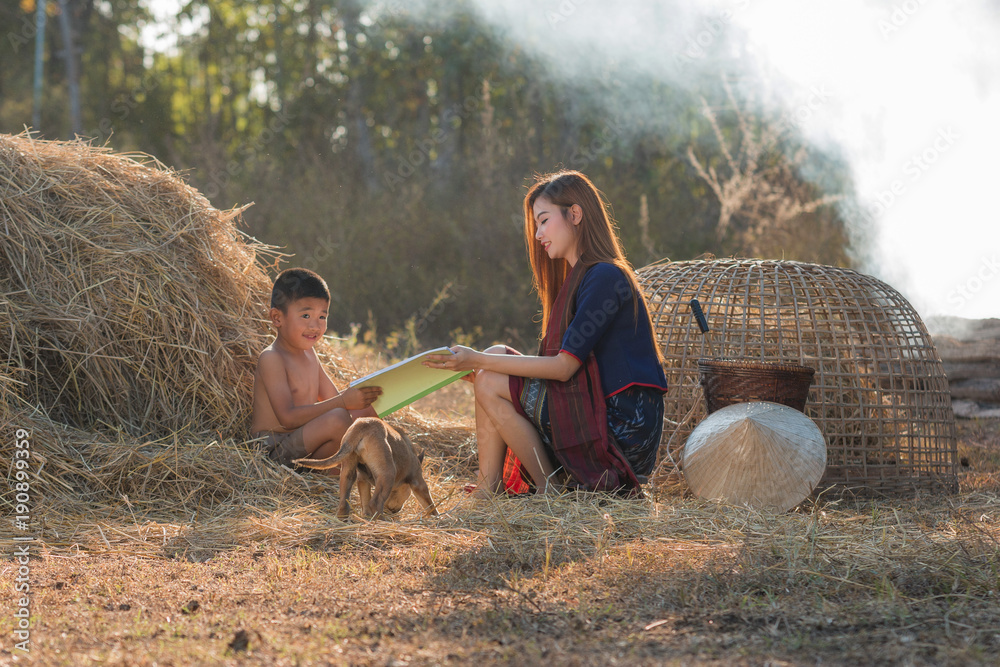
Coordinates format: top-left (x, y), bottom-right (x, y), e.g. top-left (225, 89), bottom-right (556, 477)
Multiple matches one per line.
top-left (687, 79), bottom-right (849, 265)
top-left (0, 0), bottom-right (861, 347)
top-left (55, 0), bottom-right (85, 136)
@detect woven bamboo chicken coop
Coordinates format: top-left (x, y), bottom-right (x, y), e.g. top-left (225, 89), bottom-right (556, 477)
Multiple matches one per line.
top-left (637, 259), bottom-right (957, 495)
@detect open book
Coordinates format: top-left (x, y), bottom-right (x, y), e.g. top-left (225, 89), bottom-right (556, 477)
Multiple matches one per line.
top-left (349, 347), bottom-right (472, 417)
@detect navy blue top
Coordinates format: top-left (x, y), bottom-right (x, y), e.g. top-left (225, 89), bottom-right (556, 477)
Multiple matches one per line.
top-left (559, 262), bottom-right (668, 398)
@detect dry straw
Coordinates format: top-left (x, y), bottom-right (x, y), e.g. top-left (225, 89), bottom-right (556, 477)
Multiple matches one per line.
top-left (1, 135), bottom-right (985, 574)
top-left (638, 258), bottom-right (958, 496)
top-left (0, 142), bottom-right (996, 667)
top-left (0, 131), bottom-right (278, 437)
top-left (0, 133), bottom-right (474, 544)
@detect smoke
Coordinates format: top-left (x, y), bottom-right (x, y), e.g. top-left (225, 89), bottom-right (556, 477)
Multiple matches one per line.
top-left (415, 0), bottom-right (1000, 320)
top-left (730, 0), bottom-right (1000, 320)
top-left (461, 0), bottom-right (738, 79)
top-left (385, 0), bottom-right (766, 137)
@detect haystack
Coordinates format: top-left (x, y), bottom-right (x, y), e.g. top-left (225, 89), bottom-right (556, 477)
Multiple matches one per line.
top-left (0, 132), bottom-right (279, 437)
top-left (0, 133), bottom-right (474, 531)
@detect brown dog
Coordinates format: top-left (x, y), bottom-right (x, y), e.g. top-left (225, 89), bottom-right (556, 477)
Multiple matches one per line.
top-left (293, 417), bottom-right (437, 520)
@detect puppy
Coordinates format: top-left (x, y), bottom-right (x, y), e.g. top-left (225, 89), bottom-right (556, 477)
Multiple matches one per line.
top-left (293, 417), bottom-right (437, 520)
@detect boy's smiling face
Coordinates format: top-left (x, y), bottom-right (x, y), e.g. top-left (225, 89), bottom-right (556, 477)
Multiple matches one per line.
top-left (271, 296), bottom-right (330, 351)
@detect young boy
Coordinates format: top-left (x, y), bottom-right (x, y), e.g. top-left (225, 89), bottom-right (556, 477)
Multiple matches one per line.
top-left (251, 268), bottom-right (382, 470)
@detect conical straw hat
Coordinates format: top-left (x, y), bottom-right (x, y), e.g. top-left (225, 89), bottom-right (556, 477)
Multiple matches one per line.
top-left (682, 401), bottom-right (827, 511)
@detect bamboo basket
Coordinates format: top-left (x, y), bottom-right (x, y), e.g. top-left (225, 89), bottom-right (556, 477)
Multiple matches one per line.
top-left (638, 258), bottom-right (957, 496)
top-left (698, 358), bottom-right (815, 414)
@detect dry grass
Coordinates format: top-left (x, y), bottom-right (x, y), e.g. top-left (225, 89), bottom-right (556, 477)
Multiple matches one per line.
top-left (1, 416), bottom-right (998, 665)
top-left (1, 134), bottom-right (999, 665)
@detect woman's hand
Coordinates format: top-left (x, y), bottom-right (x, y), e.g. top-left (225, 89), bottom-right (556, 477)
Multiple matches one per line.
top-left (423, 345), bottom-right (481, 372)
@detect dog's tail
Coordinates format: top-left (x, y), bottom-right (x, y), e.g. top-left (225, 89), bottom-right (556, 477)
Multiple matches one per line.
top-left (293, 441), bottom-right (356, 470)
top-left (292, 420), bottom-right (374, 470)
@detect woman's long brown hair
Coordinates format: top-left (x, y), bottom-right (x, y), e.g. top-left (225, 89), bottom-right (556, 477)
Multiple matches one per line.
top-left (523, 170), bottom-right (664, 362)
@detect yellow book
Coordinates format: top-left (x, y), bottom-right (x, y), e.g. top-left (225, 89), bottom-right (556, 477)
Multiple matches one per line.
top-left (349, 347), bottom-right (471, 417)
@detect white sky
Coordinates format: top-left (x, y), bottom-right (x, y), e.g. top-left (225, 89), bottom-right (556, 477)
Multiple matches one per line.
top-left (731, 0), bottom-right (1000, 320)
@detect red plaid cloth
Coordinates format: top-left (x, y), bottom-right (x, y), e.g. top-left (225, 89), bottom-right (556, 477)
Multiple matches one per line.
top-left (503, 262), bottom-right (639, 494)
top-left (502, 446), bottom-right (533, 494)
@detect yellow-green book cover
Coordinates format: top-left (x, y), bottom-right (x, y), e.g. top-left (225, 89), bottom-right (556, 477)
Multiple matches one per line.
top-left (349, 347), bottom-right (471, 417)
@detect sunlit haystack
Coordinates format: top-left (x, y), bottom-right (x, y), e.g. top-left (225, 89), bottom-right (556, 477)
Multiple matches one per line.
top-left (638, 258), bottom-right (958, 495)
top-left (0, 132), bottom-right (278, 437)
top-left (0, 133), bottom-right (475, 525)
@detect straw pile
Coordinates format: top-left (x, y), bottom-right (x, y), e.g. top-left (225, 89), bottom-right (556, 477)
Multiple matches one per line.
top-left (0, 132), bottom-right (482, 537)
top-left (0, 132), bottom-right (277, 437)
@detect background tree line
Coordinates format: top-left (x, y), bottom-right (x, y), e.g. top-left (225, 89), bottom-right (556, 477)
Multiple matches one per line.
top-left (1, 0), bottom-right (862, 352)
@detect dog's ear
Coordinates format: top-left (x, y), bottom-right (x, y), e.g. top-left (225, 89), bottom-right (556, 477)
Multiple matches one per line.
top-left (417, 449), bottom-right (425, 463)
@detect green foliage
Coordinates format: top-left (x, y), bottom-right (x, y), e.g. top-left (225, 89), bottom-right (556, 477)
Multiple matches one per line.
top-left (0, 0), bottom-right (864, 348)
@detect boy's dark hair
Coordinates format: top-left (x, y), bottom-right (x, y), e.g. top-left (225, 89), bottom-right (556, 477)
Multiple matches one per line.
top-left (270, 268), bottom-right (330, 312)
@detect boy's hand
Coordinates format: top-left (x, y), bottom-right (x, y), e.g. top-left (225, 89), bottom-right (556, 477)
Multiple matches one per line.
top-left (342, 385), bottom-right (382, 410)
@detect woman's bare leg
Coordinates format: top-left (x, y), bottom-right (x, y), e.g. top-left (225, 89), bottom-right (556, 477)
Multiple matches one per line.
top-left (470, 344), bottom-right (513, 493)
top-left (472, 360), bottom-right (559, 494)
top-left (473, 380), bottom-right (507, 493)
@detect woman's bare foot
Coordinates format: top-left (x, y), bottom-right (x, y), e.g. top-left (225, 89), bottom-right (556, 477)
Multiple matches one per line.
top-left (470, 485), bottom-right (499, 501)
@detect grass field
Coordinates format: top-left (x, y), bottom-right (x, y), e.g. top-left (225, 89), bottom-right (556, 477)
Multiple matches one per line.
top-left (2, 389), bottom-right (999, 666)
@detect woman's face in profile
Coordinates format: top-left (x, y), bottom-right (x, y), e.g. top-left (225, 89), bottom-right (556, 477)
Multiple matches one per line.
top-left (533, 196), bottom-right (580, 265)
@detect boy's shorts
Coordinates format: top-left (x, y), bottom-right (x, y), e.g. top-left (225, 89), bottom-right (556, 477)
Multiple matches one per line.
top-left (254, 427), bottom-right (309, 467)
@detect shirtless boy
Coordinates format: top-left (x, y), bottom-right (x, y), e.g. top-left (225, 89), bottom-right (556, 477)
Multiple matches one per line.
top-left (251, 268), bottom-right (382, 470)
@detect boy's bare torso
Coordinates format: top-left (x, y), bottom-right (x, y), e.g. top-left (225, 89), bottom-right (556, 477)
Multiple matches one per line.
top-left (250, 342), bottom-right (324, 434)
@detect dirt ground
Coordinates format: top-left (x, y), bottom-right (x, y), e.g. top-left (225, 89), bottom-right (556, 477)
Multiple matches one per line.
top-left (2, 417), bottom-right (999, 666)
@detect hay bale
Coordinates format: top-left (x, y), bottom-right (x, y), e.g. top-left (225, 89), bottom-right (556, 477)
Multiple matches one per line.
top-left (0, 134), bottom-right (476, 530)
top-left (0, 132), bottom-right (280, 437)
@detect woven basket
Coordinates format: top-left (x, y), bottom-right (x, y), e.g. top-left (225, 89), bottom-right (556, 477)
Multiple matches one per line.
top-left (637, 258), bottom-right (957, 496)
top-left (698, 358), bottom-right (815, 414)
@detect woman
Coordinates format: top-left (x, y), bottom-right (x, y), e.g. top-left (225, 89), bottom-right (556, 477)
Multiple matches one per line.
top-left (425, 171), bottom-right (667, 495)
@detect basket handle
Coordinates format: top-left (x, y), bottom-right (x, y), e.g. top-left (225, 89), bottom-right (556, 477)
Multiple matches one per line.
top-left (689, 298), bottom-right (710, 333)
top-left (689, 298), bottom-right (717, 358)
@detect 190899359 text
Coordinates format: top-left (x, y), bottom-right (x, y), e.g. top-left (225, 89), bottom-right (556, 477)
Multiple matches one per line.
top-left (10, 428), bottom-right (33, 653)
